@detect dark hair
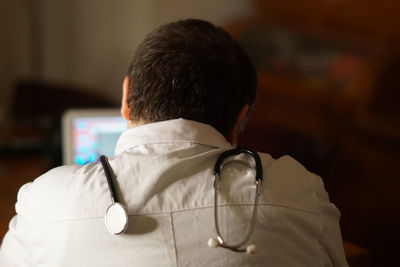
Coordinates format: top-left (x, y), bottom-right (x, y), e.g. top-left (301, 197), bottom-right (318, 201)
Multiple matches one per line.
top-left (127, 19), bottom-right (257, 136)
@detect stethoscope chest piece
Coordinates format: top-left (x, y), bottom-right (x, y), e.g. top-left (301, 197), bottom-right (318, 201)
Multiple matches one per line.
top-left (105, 202), bottom-right (128, 235)
top-left (100, 155), bottom-right (129, 235)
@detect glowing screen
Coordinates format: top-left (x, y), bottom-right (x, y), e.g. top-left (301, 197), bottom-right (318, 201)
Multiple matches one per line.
top-left (72, 116), bottom-right (126, 165)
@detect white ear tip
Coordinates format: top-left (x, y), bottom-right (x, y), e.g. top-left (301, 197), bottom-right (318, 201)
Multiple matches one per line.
top-left (246, 244), bottom-right (257, 254)
top-left (208, 238), bottom-right (219, 248)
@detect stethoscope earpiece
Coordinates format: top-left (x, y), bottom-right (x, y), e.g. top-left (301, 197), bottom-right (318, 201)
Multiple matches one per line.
top-left (207, 237), bottom-right (257, 254)
top-left (207, 238), bottom-right (219, 248)
top-left (246, 244), bottom-right (257, 254)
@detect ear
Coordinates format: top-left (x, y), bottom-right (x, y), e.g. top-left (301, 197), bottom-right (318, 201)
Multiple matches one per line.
top-left (121, 76), bottom-right (131, 121)
top-left (227, 105), bottom-right (250, 146)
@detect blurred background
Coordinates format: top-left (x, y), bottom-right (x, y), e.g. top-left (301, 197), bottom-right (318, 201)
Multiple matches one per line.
top-left (0, 0), bottom-right (399, 266)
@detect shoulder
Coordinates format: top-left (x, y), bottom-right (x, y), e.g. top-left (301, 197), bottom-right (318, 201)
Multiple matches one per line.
top-left (258, 153), bottom-right (322, 213)
top-left (267, 155), bottom-right (315, 181)
top-left (19, 162), bottom-right (108, 224)
top-left (29, 163), bottom-right (100, 194)
top-left (258, 152), bottom-right (315, 182)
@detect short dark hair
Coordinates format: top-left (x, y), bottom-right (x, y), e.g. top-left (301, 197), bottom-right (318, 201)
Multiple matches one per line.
top-left (127, 19), bottom-right (257, 136)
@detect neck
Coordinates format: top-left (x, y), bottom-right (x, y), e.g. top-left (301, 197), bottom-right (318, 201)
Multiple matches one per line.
top-left (127, 120), bottom-right (147, 129)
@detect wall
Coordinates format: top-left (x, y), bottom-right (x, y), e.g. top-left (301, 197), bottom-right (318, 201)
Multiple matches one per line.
top-left (0, 0), bottom-right (30, 122)
top-left (0, 0), bottom-right (254, 121)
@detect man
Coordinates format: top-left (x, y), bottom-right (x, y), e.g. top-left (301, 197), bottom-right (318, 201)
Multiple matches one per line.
top-left (0, 19), bottom-right (348, 266)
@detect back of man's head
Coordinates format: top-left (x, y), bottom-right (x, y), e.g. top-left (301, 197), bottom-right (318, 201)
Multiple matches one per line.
top-left (127, 19), bottom-right (257, 136)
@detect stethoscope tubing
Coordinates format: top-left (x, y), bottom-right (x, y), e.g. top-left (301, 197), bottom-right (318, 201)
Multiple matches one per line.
top-left (100, 155), bottom-right (119, 203)
top-left (212, 147), bottom-right (262, 252)
top-left (214, 147), bottom-right (263, 182)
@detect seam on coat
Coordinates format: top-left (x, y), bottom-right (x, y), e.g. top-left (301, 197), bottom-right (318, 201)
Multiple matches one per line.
top-left (39, 203), bottom-right (320, 225)
top-left (118, 140), bottom-right (228, 154)
top-left (170, 212), bottom-right (180, 267)
top-left (315, 175), bottom-right (336, 266)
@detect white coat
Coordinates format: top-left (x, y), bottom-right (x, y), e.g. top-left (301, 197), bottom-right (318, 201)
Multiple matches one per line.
top-left (0, 119), bottom-right (348, 266)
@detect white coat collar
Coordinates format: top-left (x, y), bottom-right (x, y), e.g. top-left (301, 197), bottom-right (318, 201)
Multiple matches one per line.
top-left (115, 118), bottom-right (232, 155)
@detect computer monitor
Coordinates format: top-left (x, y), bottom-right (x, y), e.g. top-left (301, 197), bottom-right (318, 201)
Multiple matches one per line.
top-left (62, 109), bottom-right (127, 165)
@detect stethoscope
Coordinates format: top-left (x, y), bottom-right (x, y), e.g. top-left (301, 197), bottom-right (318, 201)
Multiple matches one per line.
top-left (99, 147), bottom-right (263, 254)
